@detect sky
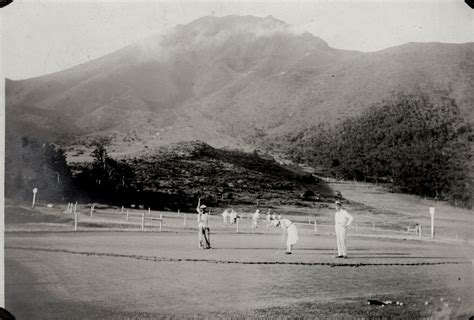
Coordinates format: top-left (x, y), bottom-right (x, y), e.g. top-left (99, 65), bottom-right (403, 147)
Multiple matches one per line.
top-left (1, 0), bottom-right (473, 80)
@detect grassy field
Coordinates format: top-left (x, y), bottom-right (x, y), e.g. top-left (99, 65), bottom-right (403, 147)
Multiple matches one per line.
top-left (328, 181), bottom-right (473, 241)
top-left (4, 181), bottom-right (473, 319)
top-left (5, 231), bottom-right (473, 319)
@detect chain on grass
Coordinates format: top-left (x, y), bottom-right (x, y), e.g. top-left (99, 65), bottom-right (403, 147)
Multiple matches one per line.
top-left (6, 246), bottom-right (472, 267)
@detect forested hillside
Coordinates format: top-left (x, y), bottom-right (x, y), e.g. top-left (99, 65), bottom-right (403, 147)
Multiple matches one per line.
top-left (284, 92), bottom-right (472, 208)
top-left (70, 141), bottom-right (332, 210)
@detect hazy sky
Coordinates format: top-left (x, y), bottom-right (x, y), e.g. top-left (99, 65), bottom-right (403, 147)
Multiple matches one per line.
top-left (2, 0), bottom-right (473, 80)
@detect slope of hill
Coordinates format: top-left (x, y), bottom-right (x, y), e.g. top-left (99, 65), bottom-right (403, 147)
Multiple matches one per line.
top-left (6, 15), bottom-right (332, 149)
top-left (71, 141), bottom-right (333, 211)
top-left (6, 15), bottom-right (474, 154)
top-left (200, 42), bottom-right (473, 142)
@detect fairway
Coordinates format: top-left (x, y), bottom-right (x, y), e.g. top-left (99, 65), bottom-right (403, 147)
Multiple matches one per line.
top-left (5, 231), bottom-right (473, 319)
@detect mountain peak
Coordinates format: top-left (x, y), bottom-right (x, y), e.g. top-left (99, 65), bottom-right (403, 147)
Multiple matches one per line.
top-left (7, 14), bottom-right (471, 156)
top-left (180, 14), bottom-right (289, 37)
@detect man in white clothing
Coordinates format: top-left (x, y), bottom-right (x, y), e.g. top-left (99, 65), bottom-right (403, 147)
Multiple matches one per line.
top-left (251, 209), bottom-right (260, 229)
top-left (229, 209), bottom-right (237, 224)
top-left (334, 200), bottom-right (353, 258)
top-left (265, 210), bottom-right (271, 229)
top-left (221, 209), bottom-right (230, 225)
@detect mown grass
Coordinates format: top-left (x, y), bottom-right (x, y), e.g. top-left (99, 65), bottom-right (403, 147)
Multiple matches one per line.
top-left (5, 206), bottom-right (73, 225)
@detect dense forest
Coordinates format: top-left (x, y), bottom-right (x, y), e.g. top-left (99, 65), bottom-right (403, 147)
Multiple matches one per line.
top-left (284, 93), bottom-right (473, 208)
top-left (6, 136), bottom-right (330, 210)
top-left (5, 136), bottom-right (73, 201)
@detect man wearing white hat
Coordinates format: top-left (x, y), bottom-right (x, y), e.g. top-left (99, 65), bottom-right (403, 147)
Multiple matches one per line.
top-left (196, 198), bottom-right (211, 249)
top-left (334, 200), bottom-right (353, 258)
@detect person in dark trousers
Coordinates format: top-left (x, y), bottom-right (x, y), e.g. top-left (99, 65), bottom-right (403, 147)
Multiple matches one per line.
top-left (196, 198), bottom-right (211, 249)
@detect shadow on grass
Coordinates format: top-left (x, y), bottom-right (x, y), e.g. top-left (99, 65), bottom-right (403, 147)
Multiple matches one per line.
top-left (351, 255), bottom-right (468, 260)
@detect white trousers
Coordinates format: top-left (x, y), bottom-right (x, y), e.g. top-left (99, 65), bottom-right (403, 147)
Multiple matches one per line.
top-left (335, 225), bottom-right (347, 256)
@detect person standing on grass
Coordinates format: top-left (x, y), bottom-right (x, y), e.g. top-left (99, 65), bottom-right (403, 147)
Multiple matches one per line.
top-left (196, 198), bottom-right (211, 249)
top-left (271, 211), bottom-right (276, 221)
top-left (334, 200), bottom-right (353, 258)
top-left (252, 209), bottom-right (260, 229)
top-left (229, 209), bottom-right (237, 224)
top-left (265, 210), bottom-right (271, 229)
top-left (221, 209), bottom-right (230, 225)
top-left (272, 217), bottom-right (298, 254)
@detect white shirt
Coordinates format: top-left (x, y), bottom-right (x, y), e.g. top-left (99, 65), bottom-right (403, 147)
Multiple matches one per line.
top-left (335, 209), bottom-right (353, 227)
top-left (279, 218), bottom-right (292, 229)
top-left (198, 212), bottom-right (209, 228)
top-left (252, 211), bottom-right (260, 220)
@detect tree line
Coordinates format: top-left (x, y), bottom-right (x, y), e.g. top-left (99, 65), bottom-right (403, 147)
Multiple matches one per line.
top-left (5, 136), bottom-right (73, 201)
top-left (285, 93), bottom-right (472, 208)
top-left (5, 137), bottom-right (328, 210)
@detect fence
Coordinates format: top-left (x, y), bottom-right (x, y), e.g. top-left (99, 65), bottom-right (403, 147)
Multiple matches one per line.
top-left (25, 201), bottom-right (469, 242)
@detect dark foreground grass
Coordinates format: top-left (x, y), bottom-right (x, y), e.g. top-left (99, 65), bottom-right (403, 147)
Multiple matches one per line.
top-left (251, 289), bottom-right (471, 320)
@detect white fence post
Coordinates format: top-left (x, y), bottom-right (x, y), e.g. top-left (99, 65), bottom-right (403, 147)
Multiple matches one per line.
top-left (121, 206), bottom-right (124, 214)
top-left (419, 225), bottom-right (422, 240)
top-left (236, 218), bottom-right (239, 233)
top-left (314, 220), bottom-right (318, 234)
top-left (141, 212), bottom-right (145, 231)
top-left (126, 210), bottom-right (129, 222)
top-left (430, 207), bottom-right (435, 238)
top-left (74, 212), bottom-right (78, 231)
top-left (148, 207), bottom-right (151, 215)
top-left (32, 188), bottom-right (38, 208)
top-left (90, 204), bottom-right (94, 218)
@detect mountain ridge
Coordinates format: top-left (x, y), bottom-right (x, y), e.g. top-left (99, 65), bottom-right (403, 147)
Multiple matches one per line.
top-left (6, 15), bottom-right (474, 155)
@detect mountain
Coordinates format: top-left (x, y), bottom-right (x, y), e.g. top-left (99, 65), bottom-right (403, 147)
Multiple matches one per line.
top-left (198, 41), bottom-right (473, 142)
top-left (6, 15), bottom-right (474, 155)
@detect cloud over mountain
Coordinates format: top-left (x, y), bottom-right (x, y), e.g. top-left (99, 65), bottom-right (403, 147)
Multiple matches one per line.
top-left (6, 15), bottom-right (473, 154)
